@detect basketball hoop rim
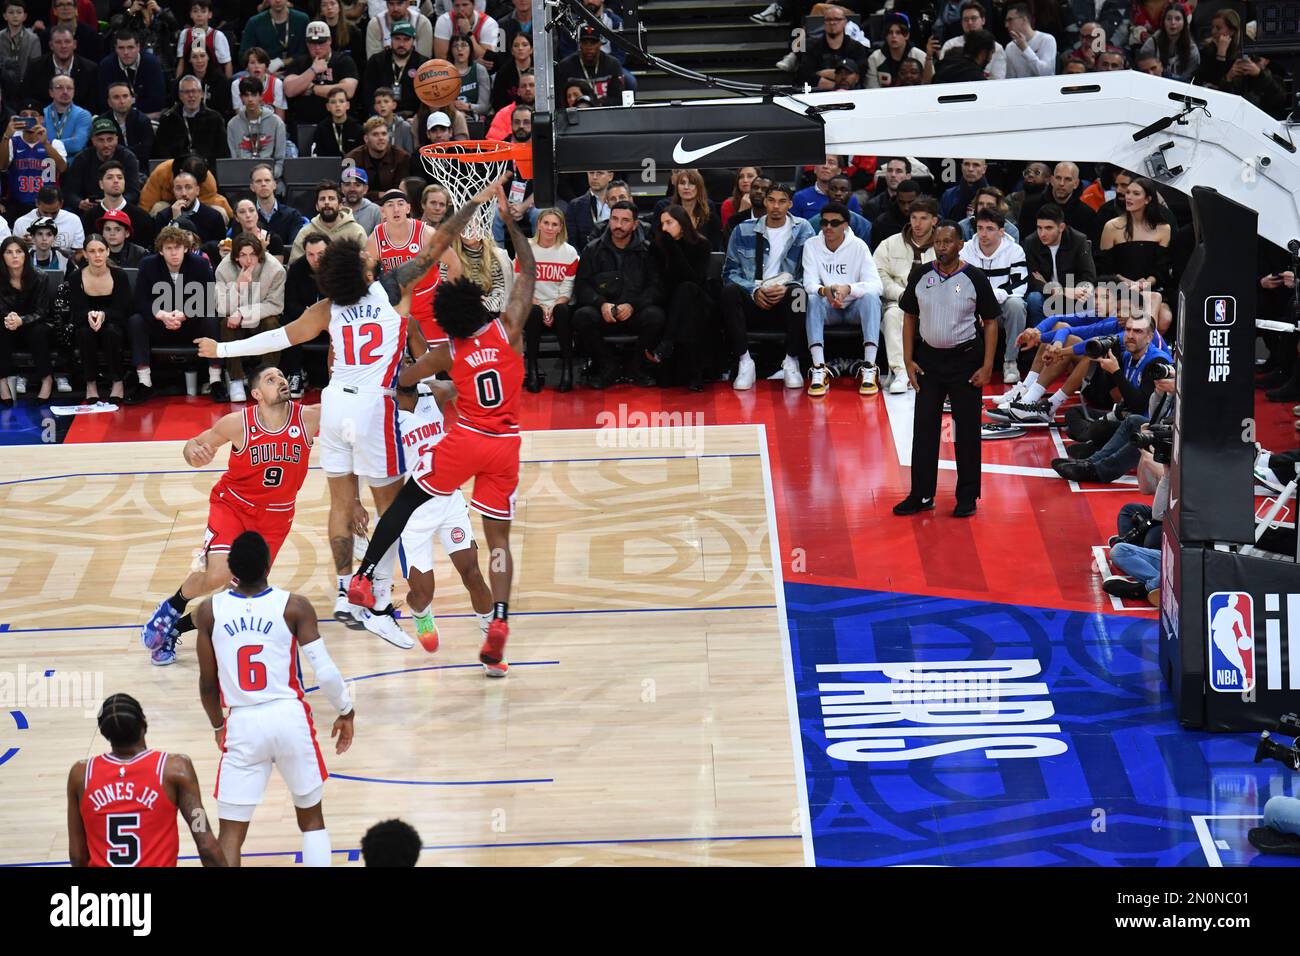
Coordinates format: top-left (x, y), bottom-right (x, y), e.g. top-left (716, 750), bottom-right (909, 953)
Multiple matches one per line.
top-left (419, 139), bottom-right (533, 180)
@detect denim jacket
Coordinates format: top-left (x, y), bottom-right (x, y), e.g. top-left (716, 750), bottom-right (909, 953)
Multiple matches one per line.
top-left (723, 214), bottom-right (814, 295)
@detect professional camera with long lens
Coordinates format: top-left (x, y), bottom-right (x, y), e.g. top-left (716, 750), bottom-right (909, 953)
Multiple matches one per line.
top-left (1254, 713), bottom-right (1300, 770)
top-left (1084, 335), bottom-right (1120, 359)
top-left (1144, 360), bottom-right (1176, 382)
top-left (1132, 422), bottom-right (1174, 465)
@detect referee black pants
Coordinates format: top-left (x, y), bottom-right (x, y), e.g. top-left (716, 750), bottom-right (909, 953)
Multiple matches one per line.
top-left (910, 340), bottom-right (984, 503)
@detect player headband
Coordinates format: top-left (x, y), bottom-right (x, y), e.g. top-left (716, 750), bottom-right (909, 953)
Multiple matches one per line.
top-left (380, 189), bottom-right (408, 204)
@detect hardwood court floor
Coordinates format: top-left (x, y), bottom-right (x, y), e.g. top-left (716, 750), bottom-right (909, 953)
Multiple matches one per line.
top-left (0, 425), bottom-right (806, 866)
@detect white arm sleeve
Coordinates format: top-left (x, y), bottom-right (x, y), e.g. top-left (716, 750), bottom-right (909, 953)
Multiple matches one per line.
top-left (215, 324), bottom-right (292, 358)
top-left (300, 640), bottom-right (352, 715)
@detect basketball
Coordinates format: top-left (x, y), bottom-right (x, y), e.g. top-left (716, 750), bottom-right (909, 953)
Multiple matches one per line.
top-left (414, 59), bottom-right (460, 109)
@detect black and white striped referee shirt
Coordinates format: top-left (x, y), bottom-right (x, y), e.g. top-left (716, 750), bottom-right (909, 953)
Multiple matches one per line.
top-left (898, 261), bottom-right (1002, 349)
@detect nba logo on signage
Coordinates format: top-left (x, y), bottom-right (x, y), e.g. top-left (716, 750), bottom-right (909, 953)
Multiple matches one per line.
top-left (1205, 296), bottom-right (1235, 382)
top-left (1207, 592), bottom-right (1254, 693)
top-left (1204, 296), bottom-right (1235, 326)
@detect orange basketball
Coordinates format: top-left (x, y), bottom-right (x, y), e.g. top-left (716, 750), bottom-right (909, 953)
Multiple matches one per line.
top-left (414, 59), bottom-right (460, 109)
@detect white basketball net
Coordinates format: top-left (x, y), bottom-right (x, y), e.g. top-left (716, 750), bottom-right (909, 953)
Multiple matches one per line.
top-left (421, 145), bottom-right (513, 242)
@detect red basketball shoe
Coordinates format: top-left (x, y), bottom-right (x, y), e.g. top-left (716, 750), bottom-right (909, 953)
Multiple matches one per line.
top-left (347, 573), bottom-right (376, 609)
top-left (480, 618), bottom-right (508, 666)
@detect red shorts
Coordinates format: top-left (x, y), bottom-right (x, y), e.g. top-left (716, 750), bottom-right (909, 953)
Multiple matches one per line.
top-left (204, 487), bottom-right (294, 565)
top-left (414, 426), bottom-right (520, 520)
top-left (411, 286), bottom-right (447, 346)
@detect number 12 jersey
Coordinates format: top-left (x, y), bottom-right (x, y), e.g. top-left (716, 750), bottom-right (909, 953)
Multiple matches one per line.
top-left (328, 281), bottom-right (407, 391)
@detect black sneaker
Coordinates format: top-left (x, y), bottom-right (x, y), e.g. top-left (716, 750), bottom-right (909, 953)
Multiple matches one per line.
top-left (893, 494), bottom-right (935, 516)
top-left (589, 364), bottom-right (619, 390)
top-left (1066, 441), bottom-right (1095, 460)
top-left (1248, 827), bottom-right (1300, 855)
top-left (288, 373), bottom-right (305, 398)
top-left (209, 379), bottom-right (229, 403)
top-left (1102, 576), bottom-right (1148, 601)
top-left (953, 499), bottom-right (977, 517)
top-left (1008, 399), bottom-right (1053, 425)
top-left (124, 383), bottom-right (154, 405)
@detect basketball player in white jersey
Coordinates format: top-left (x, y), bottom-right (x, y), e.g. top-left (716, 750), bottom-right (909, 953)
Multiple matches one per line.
top-left (194, 531), bottom-right (355, 867)
top-left (195, 179), bottom-right (500, 649)
top-left (395, 376), bottom-right (495, 661)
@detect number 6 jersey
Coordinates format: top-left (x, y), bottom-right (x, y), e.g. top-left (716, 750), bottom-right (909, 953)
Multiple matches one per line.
top-left (446, 318), bottom-right (523, 437)
top-left (213, 401), bottom-right (313, 513)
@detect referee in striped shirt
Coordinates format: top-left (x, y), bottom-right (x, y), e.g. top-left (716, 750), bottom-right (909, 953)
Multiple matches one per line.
top-left (893, 221), bottom-right (1001, 518)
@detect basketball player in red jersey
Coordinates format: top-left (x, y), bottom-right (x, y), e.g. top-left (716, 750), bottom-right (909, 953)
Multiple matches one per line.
top-left (140, 366), bottom-right (319, 666)
top-left (67, 693), bottom-right (226, 867)
top-left (365, 187), bottom-right (460, 353)
top-left (350, 181), bottom-right (533, 671)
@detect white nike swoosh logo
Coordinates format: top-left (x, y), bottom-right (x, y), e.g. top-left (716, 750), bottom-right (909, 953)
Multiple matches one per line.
top-left (671, 135), bottom-right (747, 165)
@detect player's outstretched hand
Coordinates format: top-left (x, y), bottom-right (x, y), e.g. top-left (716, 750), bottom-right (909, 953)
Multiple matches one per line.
top-left (473, 170), bottom-right (512, 206)
top-left (194, 337), bottom-right (219, 359)
top-left (332, 712), bottom-right (355, 755)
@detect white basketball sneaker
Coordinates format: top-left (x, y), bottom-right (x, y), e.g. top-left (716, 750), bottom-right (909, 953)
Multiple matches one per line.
top-left (733, 354), bottom-right (756, 390)
top-left (363, 605), bottom-right (414, 649)
top-left (334, 591), bottom-right (368, 630)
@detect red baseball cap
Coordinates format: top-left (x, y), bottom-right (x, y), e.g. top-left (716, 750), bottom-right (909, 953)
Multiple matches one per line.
top-left (96, 208), bottom-right (132, 236)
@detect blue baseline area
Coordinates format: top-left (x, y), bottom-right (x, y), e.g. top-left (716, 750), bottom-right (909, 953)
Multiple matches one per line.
top-left (0, 403), bottom-right (70, 446)
top-left (784, 582), bottom-right (1300, 867)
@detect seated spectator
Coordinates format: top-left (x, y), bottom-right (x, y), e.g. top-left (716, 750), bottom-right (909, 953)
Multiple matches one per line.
top-left (863, 159), bottom-right (910, 222)
top-left (0, 0), bottom-right (42, 104)
top-left (15, 184), bottom-right (83, 254)
top-left (1102, 430), bottom-right (1170, 605)
top-left (1194, 10), bottom-right (1288, 117)
top-left (865, 13), bottom-right (930, 88)
top-left (1007, 160), bottom-right (1050, 223)
top-left (1126, 0), bottom-right (1171, 53)
top-left (154, 75), bottom-right (230, 163)
top-left (239, 0), bottom-right (308, 71)
top-left (215, 232), bottom-right (286, 402)
top-left (419, 183), bottom-right (451, 229)
top-left (125, 223), bottom-right (219, 403)
top-left (648, 203), bottom-right (713, 390)
top-left (939, 3), bottom-right (1007, 78)
top-left (933, 27), bottom-right (996, 82)
top-left (99, 31), bottom-right (166, 118)
top-left (1098, 176), bottom-right (1172, 330)
top-left (249, 162), bottom-right (309, 250)
top-left (1135, 49), bottom-right (1164, 74)
top-left (572, 200), bottom-right (665, 389)
top-left (486, 69), bottom-right (534, 141)
top-left (870, 178), bottom-right (922, 251)
top-left (362, 19), bottom-right (427, 114)
top-left (492, 29), bottom-right (532, 114)
top-left (72, 232), bottom-right (133, 402)
top-left (281, 230), bottom-right (329, 394)
top-left (1017, 161), bottom-right (1100, 245)
top-left (519, 207), bottom-right (578, 393)
top-left (139, 155), bottom-right (231, 229)
top-left (105, 0), bottom-right (180, 70)
top-left (556, 0), bottom-right (624, 63)
top-left (721, 182), bottom-right (812, 391)
top-left (939, 158), bottom-right (989, 220)
top-left (1022, 202), bottom-right (1095, 325)
top-left (874, 195), bottom-right (938, 392)
top-left (373, 86), bottom-right (416, 154)
top-left (726, 175), bottom-right (770, 236)
top-left (339, 166), bottom-right (381, 235)
top-left (0, 103), bottom-right (68, 222)
top-left (226, 197), bottom-right (286, 261)
top-left (793, 155), bottom-right (862, 221)
top-left (807, 174), bottom-right (871, 245)
top-left (1095, 48), bottom-right (1127, 70)
top-left (651, 169), bottom-right (721, 251)
top-left (229, 47), bottom-right (288, 123)
top-left (153, 169), bottom-right (223, 243)
top-left (347, 117), bottom-right (411, 201)
top-left (41, 74), bottom-right (87, 159)
top-left (65, 119), bottom-right (143, 216)
top-left (292, 178), bottom-right (365, 261)
top-left (175, 0), bottom-right (231, 79)
top-left (802, 199), bottom-right (883, 397)
top-left (366, 0), bottom-right (433, 60)
top-left (0, 235), bottom-right (54, 402)
top-left (560, 78), bottom-right (595, 109)
top-left (496, 0), bottom-right (534, 54)
top-left (310, 87), bottom-right (364, 156)
top-left (1003, 3), bottom-right (1057, 77)
top-left (1061, 21), bottom-right (1114, 71)
top-left (283, 20), bottom-right (359, 132)
top-left (720, 167), bottom-right (762, 231)
top-left (565, 169), bottom-right (613, 252)
top-left (554, 25), bottom-right (622, 106)
top-left (228, 77), bottom-right (288, 179)
top-left (959, 186), bottom-right (1020, 241)
top-left (27, 216), bottom-right (71, 278)
top-left (797, 5), bottom-right (870, 91)
top-left (80, 160), bottom-right (154, 248)
top-left (432, 0), bottom-right (496, 64)
top-left (446, 32), bottom-right (490, 123)
top-left (185, 44), bottom-right (232, 115)
top-left (25, 25), bottom-right (99, 111)
top-left (97, 207), bottom-right (149, 267)
top-left (103, 81), bottom-right (154, 167)
top-left (1052, 320), bottom-right (1174, 481)
top-left (960, 208), bottom-right (1029, 383)
top-left (448, 229), bottom-right (513, 320)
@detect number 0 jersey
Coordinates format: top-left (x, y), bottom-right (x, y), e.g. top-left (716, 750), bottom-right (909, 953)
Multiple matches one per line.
top-left (447, 319), bottom-right (523, 436)
top-left (328, 280), bottom-right (408, 390)
top-left (80, 750), bottom-right (180, 867)
top-left (212, 402), bottom-right (312, 512)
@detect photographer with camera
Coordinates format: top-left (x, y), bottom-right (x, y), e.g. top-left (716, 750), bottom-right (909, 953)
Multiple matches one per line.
top-left (1051, 313), bottom-right (1174, 483)
top-left (1100, 414), bottom-right (1173, 606)
top-left (1249, 714), bottom-right (1300, 855)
